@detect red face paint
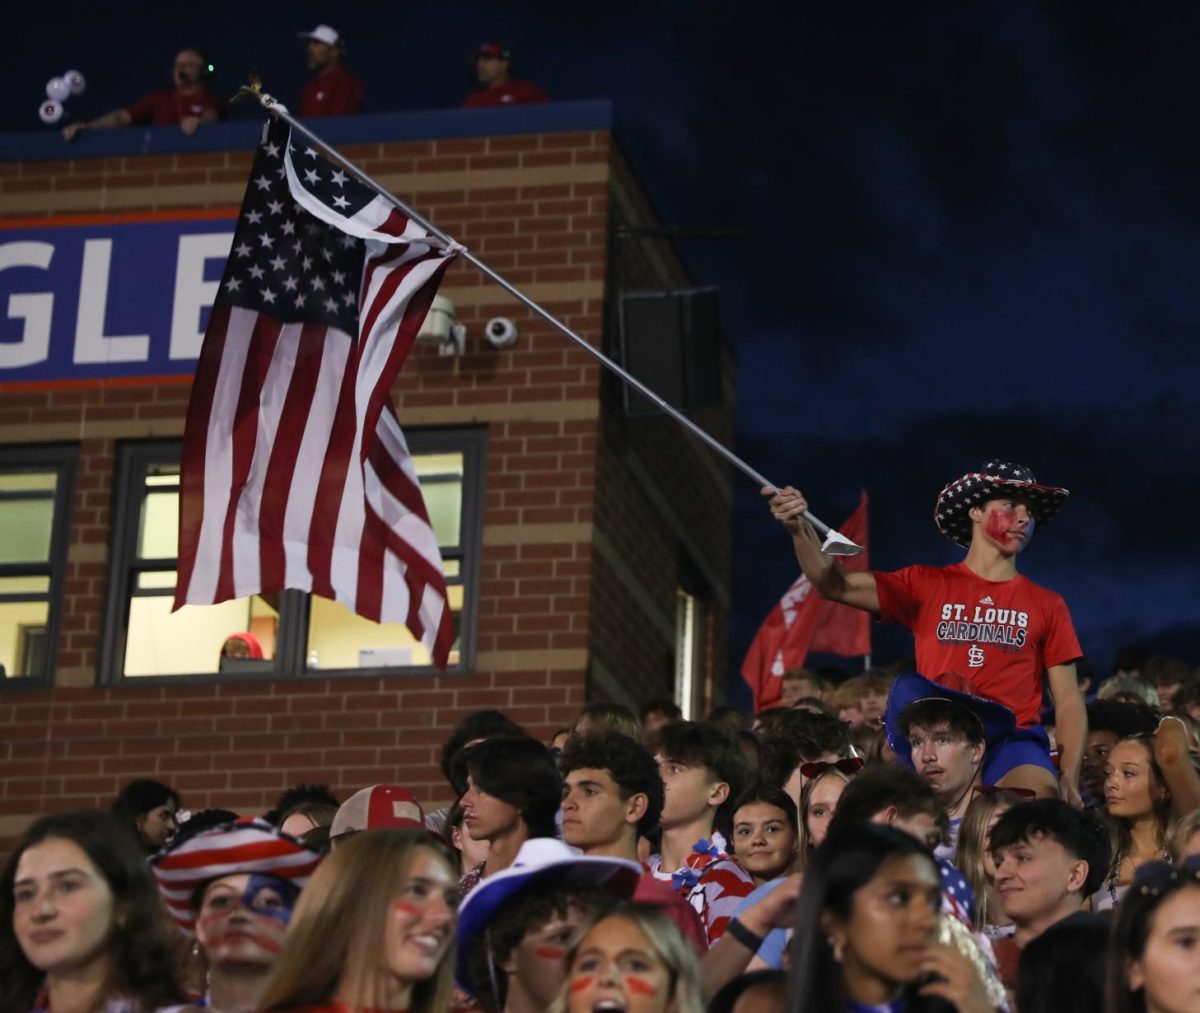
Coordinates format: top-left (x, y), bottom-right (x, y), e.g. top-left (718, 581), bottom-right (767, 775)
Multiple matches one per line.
top-left (569, 976), bottom-right (594, 993)
top-left (393, 899), bottom-right (421, 915)
top-left (625, 976), bottom-right (659, 997)
top-left (984, 505), bottom-right (1034, 553)
top-left (535, 945), bottom-right (566, 960)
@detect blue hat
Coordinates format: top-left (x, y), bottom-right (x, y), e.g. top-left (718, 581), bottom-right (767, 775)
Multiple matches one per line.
top-left (885, 671), bottom-right (1016, 769)
top-left (455, 838), bottom-right (641, 996)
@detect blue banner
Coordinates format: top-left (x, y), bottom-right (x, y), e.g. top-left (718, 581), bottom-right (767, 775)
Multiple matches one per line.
top-left (0, 213), bottom-right (237, 386)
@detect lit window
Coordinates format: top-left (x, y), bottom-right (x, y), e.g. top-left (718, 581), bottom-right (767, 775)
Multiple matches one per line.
top-left (102, 430), bottom-right (484, 682)
top-left (675, 588), bottom-right (708, 719)
top-left (0, 446), bottom-right (76, 685)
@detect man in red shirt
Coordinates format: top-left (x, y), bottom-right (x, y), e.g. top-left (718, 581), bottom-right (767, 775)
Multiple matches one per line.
top-left (296, 24), bottom-right (365, 118)
top-left (62, 49), bottom-right (224, 140)
top-left (766, 460), bottom-right (1086, 802)
top-left (462, 42), bottom-right (549, 108)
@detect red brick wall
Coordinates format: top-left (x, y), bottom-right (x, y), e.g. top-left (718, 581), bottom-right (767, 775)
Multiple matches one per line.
top-left (0, 125), bottom-right (732, 849)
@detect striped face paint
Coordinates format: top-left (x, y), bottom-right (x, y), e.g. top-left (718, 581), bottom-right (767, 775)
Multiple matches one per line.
top-left (569, 976), bottom-right (594, 993)
top-left (626, 976), bottom-right (659, 996)
top-left (197, 873), bottom-right (296, 962)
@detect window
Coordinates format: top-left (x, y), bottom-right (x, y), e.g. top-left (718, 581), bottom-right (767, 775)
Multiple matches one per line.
top-left (0, 446), bottom-right (76, 686)
top-left (101, 430), bottom-right (484, 683)
top-left (674, 588), bottom-right (707, 719)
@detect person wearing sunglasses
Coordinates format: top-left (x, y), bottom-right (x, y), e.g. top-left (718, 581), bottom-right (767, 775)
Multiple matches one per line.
top-left (886, 671), bottom-right (1018, 860)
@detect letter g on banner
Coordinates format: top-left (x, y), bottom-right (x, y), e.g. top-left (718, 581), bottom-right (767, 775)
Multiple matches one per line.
top-left (0, 241), bottom-right (54, 368)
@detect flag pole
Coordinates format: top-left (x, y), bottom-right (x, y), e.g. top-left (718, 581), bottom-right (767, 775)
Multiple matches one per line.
top-left (244, 89), bottom-right (862, 556)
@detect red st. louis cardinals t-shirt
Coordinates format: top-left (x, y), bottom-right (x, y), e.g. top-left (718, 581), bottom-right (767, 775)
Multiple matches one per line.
top-left (874, 563), bottom-right (1082, 727)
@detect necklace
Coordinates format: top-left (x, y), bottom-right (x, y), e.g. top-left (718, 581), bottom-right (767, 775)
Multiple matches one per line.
top-left (1108, 843), bottom-right (1170, 906)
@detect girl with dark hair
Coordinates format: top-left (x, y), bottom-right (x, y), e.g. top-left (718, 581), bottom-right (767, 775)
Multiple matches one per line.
top-left (729, 785), bottom-right (799, 884)
top-left (456, 735), bottom-right (562, 893)
top-left (0, 809), bottom-right (187, 1012)
top-left (1015, 912), bottom-right (1110, 1013)
top-left (112, 778), bottom-right (182, 854)
top-left (787, 822), bottom-right (992, 1013)
top-left (1105, 856), bottom-right (1200, 1013)
top-left (1095, 733), bottom-right (1178, 910)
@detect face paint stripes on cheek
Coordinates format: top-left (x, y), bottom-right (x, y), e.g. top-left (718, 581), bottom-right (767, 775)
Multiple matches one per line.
top-left (535, 945), bottom-right (566, 960)
top-left (625, 976), bottom-right (659, 996)
top-left (569, 976), bottom-right (595, 993)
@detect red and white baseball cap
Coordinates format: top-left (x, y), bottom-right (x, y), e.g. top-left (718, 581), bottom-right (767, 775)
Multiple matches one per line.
top-left (298, 24), bottom-right (341, 47)
top-left (330, 784), bottom-right (425, 839)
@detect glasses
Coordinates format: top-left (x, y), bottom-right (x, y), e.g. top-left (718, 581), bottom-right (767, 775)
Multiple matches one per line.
top-left (971, 785), bottom-right (1036, 799)
top-left (799, 757), bottom-right (864, 779)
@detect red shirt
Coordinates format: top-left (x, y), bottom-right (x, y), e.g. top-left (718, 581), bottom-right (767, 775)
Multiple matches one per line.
top-left (462, 80), bottom-right (549, 108)
top-left (874, 563), bottom-right (1081, 726)
top-left (126, 88), bottom-right (225, 126)
top-left (298, 65), bottom-right (365, 118)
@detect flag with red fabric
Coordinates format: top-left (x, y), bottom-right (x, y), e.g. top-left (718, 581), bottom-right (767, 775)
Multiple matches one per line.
top-left (174, 119), bottom-right (456, 667)
top-left (741, 494), bottom-right (870, 710)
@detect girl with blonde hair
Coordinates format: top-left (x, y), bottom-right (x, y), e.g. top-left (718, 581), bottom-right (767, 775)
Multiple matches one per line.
top-left (257, 829), bottom-right (458, 1013)
top-left (954, 787), bottom-right (1031, 936)
top-left (549, 902), bottom-right (705, 1013)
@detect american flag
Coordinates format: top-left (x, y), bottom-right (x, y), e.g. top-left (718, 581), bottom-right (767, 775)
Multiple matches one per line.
top-left (174, 118), bottom-right (456, 667)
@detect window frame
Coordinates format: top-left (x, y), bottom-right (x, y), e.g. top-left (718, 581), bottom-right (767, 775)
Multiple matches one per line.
top-left (0, 443), bottom-right (77, 690)
top-left (100, 427), bottom-right (486, 686)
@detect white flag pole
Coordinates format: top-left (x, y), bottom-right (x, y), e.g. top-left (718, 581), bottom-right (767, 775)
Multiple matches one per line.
top-left (247, 90), bottom-right (863, 556)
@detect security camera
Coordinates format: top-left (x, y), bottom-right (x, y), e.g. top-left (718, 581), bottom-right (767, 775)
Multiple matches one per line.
top-left (483, 317), bottom-right (518, 349)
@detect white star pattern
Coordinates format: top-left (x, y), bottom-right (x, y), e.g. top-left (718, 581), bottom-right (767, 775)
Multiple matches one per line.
top-left (254, 176), bottom-right (272, 191)
top-left (234, 242), bottom-right (252, 258)
top-left (325, 296), bottom-right (339, 312)
top-left (270, 255), bottom-right (286, 272)
top-left (226, 277), bottom-right (242, 292)
top-left (266, 200), bottom-right (284, 215)
top-left (305, 147), bottom-right (319, 159)
top-left (248, 265), bottom-right (265, 280)
top-left (294, 291), bottom-right (306, 306)
top-left (258, 233), bottom-right (274, 249)
top-left (311, 276), bottom-right (326, 292)
top-left (304, 168), bottom-right (320, 185)
top-left (331, 194), bottom-right (350, 210)
top-left (331, 270), bottom-right (346, 285)
top-left (282, 275), bottom-right (298, 291)
top-left (264, 142), bottom-right (281, 158)
top-left (281, 220), bottom-right (295, 235)
top-left (330, 169), bottom-right (347, 186)
top-left (261, 288), bottom-right (276, 304)
top-left (246, 210), bottom-right (263, 225)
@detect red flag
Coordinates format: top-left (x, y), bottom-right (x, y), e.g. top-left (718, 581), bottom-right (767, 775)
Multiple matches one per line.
top-left (175, 120), bottom-right (455, 667)
top-left (741, 494), bottom-right (869, 711)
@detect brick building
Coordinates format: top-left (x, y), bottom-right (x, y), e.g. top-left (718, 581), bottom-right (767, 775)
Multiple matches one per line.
top-left (0, 101), bottom-right (734, 846)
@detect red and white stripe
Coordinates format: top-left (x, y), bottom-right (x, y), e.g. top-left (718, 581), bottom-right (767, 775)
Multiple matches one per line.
top-left (175, 235), bottom-right (454, 666)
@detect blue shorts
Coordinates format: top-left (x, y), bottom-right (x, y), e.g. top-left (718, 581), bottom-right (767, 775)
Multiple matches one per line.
top-left (982, 724), bottom-right (1055, 783)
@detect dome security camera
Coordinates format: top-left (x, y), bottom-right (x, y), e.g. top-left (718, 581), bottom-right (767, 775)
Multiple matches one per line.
top-left (483, 317), bottom-right (518, 349)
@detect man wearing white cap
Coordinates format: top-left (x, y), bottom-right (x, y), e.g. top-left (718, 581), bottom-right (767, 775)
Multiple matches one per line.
top-left (297, 24), bottom-right (364, 118)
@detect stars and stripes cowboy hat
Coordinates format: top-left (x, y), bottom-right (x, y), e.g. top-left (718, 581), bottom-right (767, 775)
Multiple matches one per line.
top-left (885, 671), bottom-right (1017, 770)
top-left (933, 459), bottom-right (1069, 547)
top-left (151, 817), bottom-right (325, 936)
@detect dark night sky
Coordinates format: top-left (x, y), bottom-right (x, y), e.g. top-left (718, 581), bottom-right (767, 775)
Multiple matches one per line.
top-left (10, 2), bottom-right (1200, 688)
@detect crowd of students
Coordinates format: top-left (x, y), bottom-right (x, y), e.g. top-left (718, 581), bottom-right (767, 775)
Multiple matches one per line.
top-left (3, 661), bottom-right (1199, 1013)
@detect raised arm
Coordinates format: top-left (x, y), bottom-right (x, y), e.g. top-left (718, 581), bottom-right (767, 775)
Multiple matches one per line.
top-left (764, 485), bottom-right (879, 614)
top-left (62, 107), bottom-right (133, 140)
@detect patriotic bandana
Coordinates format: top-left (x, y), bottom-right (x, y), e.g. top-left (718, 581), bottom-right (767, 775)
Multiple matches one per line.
top-left (151, 817), bottom-right (324, 937)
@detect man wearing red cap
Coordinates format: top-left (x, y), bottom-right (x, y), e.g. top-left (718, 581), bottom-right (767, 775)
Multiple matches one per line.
top-left (297, 24), bottom-right (365, 118)
top-left (462, 43), bottom-right (549, 108)
top-left (766, 460), bottom-right (1085, 804)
